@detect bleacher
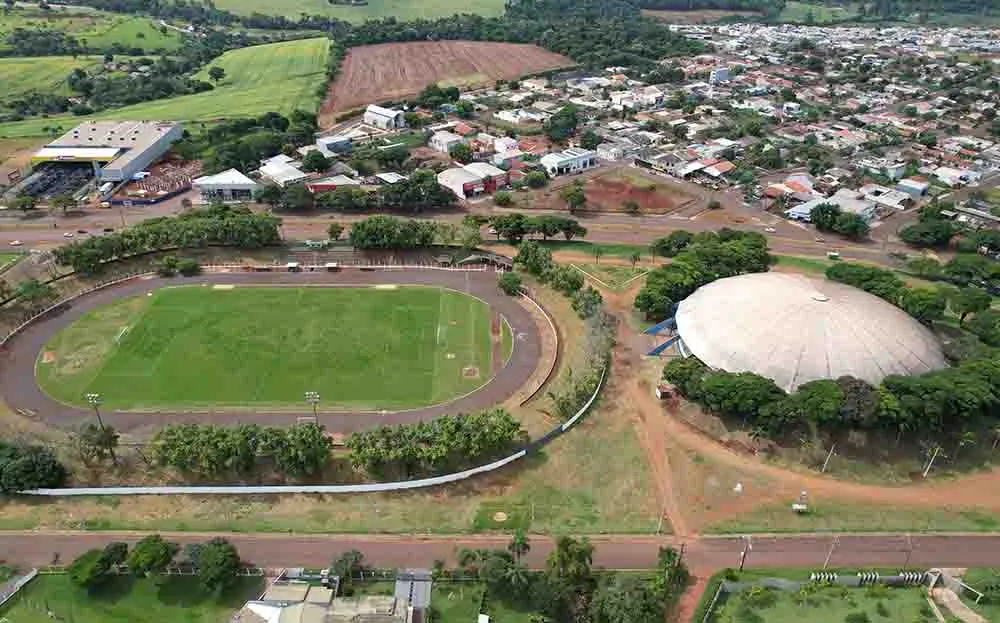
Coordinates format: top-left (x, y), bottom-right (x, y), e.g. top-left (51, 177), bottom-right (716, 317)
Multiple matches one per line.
top-left (19, 162), bottom-right (94, 199)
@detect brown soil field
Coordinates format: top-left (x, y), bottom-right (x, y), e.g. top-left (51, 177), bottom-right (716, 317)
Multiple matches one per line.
top-left (320, 41), bottom-right (572, 125)
top-left (640, 8), bottom-right (762, 23)
top-left (521, 167), bottom-right (699, 215)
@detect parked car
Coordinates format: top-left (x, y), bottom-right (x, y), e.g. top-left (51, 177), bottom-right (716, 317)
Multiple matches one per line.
top-left (63, 232), bottom-right (74, 238)
top-left (103, 227), bottom-right (115, 233)
top-left (764, 226), bottom-right (776, 233)
top-left (76, 229), bottom-right (88, 234)
top-left (10, 240), bottom-right (23, 246)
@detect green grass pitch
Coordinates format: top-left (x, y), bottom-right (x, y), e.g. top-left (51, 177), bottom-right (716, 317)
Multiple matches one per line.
top-left (37, 285), bottom-right (494, 410)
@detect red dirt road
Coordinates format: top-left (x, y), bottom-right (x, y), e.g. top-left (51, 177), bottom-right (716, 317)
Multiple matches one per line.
top-left (3, 531), bottom-right (1000, 573)
top-left (320, 41), bottom-right (571, 122)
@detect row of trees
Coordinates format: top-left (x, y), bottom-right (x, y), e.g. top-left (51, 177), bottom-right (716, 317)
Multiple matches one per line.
top-left (664, 353), bottom-right (1000, 439)
top-left (0, 440), bottom-right (66, 493)
top-left (825, 262), bottom-right (962, 325)
top-left (347, 215), bottom-right (440, 250)
top-left (52, 204), bottom-right (282, 275)
top-left (150, 423), bottom-right (332, 479)
top-left (486, 214), bottom-right (588, 244)
top-left (635, 229), bottom-right (771, 320)
top-left (68, 535), bottom-right (242, 594)
top-left (255, 170), bottom-right (458, 214)
top-left (346, 408), bottom-right (526, 479)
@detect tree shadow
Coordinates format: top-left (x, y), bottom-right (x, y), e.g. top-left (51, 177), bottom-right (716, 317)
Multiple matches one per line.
top-left (88, 575), bottom-right (136, 603)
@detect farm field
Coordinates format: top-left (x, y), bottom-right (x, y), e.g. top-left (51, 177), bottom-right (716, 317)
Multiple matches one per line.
top-left (0, 37), bottom-right (331, 138)
top-left (709, 581), bottom-right (932, 623)
top-left (0, 574), bottom-right (261, 623)
top-left (320, 41), bottom-right (571, 122)
top-left (211, 0), bottom-right (505, 22)
top-left (778, 0), bottom-right (859, 22)
top-left (641, 8), bottom-right (762, 22)
top-left (0, 56), bottom-right (104, 102)
top-left (36, 285), bottom-right (493, 410)
top-left (0, 10), bottom-right (183, 52)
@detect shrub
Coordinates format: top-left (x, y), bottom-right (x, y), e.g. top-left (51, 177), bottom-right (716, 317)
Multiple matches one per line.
top-left (498, 272), bottom-right (522, 296)
top-left (494, 191), bottom-right (513, 207)
top-left (176, 258), bottom-right (201, 276)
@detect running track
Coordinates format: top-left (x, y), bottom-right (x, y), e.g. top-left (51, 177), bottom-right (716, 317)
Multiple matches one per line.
top-left (0, 270), bottom-right (542, 435)
top-left (3, 532), bottom-right (1000, 572)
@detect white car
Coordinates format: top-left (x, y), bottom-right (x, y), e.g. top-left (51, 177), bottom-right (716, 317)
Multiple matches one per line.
top-left (9, 240), bottom-right (23, 246)
top-left (63, 232), bottom-right (74, 238)
top-left (764, 226), bottom-right (776, 233)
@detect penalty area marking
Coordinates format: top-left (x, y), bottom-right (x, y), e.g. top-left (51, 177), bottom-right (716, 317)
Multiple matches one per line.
top-left (212, 284), bottom-right (235, 290)
top-left (374, 284), bottom-right (398, 290)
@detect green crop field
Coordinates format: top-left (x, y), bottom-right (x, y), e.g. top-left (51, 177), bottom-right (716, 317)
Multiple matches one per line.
top-left (0, 10), bottom-right (183, 52)
top-left (0, 56), bottom-right (106, 102)
top-left (209, 0), bottom-right (504, 22)
top-left (0, 37), bottom-right (330, 138)
top-left (37, 285), bottom-right (493, 410)
top-left (0, 574), bottom-right (261, 623)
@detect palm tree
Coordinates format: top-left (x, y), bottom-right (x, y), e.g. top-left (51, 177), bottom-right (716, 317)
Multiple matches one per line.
top-left (629, 251), bottom-right (641, 269)
top-left (508, 528), bottom-right (530, 565)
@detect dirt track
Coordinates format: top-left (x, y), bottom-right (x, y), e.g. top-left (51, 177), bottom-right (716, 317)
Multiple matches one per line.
top-left (0, 269), bottom-right (543, 436)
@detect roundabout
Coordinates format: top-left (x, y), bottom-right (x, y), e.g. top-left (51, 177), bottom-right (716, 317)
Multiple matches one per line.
top-left (0, 268), bottom-right (544, 435)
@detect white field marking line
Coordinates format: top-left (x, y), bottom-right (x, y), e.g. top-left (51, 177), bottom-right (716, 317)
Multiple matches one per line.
top-left (431, 289), bottom-right (448, 400)
top-left (569, 264), bottom-right (613, 290)
top-left (500, 315), bottom-right (514, 368)
top-left (115, 326), bottom-right (129, 342)
top-left (621, 269), bottom-right (650, 286)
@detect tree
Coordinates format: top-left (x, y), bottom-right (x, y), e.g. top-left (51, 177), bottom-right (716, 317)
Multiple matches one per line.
top-left (759, 379), bottom-right (845, 435)
top-left (327, 222), bottom-right (344, 240)
top-left (254, 184), bottom-right (282, 207)
top-left (651, 231), bottom-right (693, 257)
top-left (127, 534), bottom-right (179, 576)
top-left (508, 528), bottom-right (530, 565)
top-left (899, 219), bottom-right (955, 248)
top-left (208, 66), bottom-right (225, 84)
top-left (68, 549), bottom-right (112, 589)
top-left (13, 279), bottom-right (54, 305)
top-left (663, 357), bottom-right (706, 400)
top-left (810, 202), bottom-right (841, 232)
top-left (571, 287), bottom-right (603, 319)
top-left (103, 542), bottom-right (128, 567)
top-left (75, 422), bottom-right (119, 465)
top-left (302, 150), bottom-right (331, 173)
top-left (700, 371), bottom-right (786, 423)
top-left (898, 287), bottom-right (947, 324)
top-left (545, 264), bottom-right (584, 295)
top-left (450, 143), bottom-right (473, 164)
top-left (624, 200), bottom-right (640, 215)
top-left (11, 195), bottom-right (37, 214)
top-left (951, 287), bottom-right (992, 324)
top-left (498, 271), bottom-right (522, 296)
top-left (579, 129), bottom-right (600, 150)
top-left (331, 549), bottom-right (366, 593)
top-left (546, 536), bottom-right (593, 588)
top-left (559, 181), bottom-right (586, 212)
top-left (833, 213), bottom-right (869, 240)
top-left (525, 171), bottom-right (548, 189)
top-left (494, 190), bottom-right (513, 207)
top-left (907, 256), bottom-right (943, 280)
top-left (590, 574), bottom-right (664, 623)
top-left (0, 442), bottom-right (66, 493)
top-left (707, 199), bottom-right (722, 210)
top-left (177, 258), bottom-right (201, 276)
top-left (50, 193), bottom-right (76, 215)
top-left (195, 538), bottom-right (240, 594)
top-left (281, 183), bottom-right (314, 211)
top-left (515, 241), bottom-right (553, 276)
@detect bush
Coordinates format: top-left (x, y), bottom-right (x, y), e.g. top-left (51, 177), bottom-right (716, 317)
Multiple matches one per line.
top-left (157, 255), bottom-right (180, 277)
top-left (498, 272), bottom-right (522, 296)
top-left (176, 258), bottom-right (201, 276)
top-left (493, 191), bottom-right (513, 207)
top-left (0, 442), bottom-right (67, 493)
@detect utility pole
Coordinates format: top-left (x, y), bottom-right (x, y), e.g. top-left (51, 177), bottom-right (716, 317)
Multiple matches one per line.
top-left (922, 446), bottom-right (940, 478)
top-left (903, 534), bottom-right (913, 570)
top-left (823, 536), bottom-right (839, 570)
top-left (304, 391), bottom-right (320, 425)
top-left (85, 393), bottom-right (106, 431)
top-left (738, 536), bottom-right (752, 572)
top-left (821, 443), bottom-right (836, 473)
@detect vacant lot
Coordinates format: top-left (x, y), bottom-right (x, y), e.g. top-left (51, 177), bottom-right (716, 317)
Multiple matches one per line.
top-left (212, 0), bottom-right (504, 22)
top-left (0, 38), bottom-right (330, 138)
top-left (526, 168), bottom-right (697, 215)
top-left (37, 285), bottom-right (492, 410)
top-left (0, 574), bottom-right (261, 623)
top-left (321, 41), bottom-right (571, 122)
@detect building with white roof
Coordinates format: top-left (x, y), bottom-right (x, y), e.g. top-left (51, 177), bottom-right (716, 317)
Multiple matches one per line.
top-left (429, 130), bottom-right (465, 154)
top-left (259, 155), bottom-right (307, 188)
top-left (192, 168), bottom-right (258, 203)
top-left (437, 162), bottom-right (509, 199)
top-left (540, 148), bottom-right (597, 177)
top-left (363, 104), bottom-right (406, 130)
top-left (784, 188), bottom-right (878, 223)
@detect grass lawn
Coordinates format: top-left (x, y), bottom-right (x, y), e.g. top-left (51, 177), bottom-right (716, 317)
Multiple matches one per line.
top-left (433, 584), bottom-right (486, 622)
top-left (0, 574), bottom-right (262, 623)
top-left (711, 580), bottom-right (932, 623)
top-left (572, 263), bottom-right (646, 290)
top-left (210, 0), bottom-right (504, 22)
top-left (484, 240), bottom-right (650, 262)
top-left (37, 285), bottom-right (492, 410)
top-left (962, 568), bottom-right (1000, 621)
top-left (771, 254), bottom-right (834, 275)
top-left (778, 0), bottom-right (859, 22)
top-left (706, 502), bottom-right (1000, 534)
top-left (0, 252), bottom-right (23, 268)
top-left (0, 38), bottom-right (330, 138)
top-left (0, 56), bottom-right (104, 101)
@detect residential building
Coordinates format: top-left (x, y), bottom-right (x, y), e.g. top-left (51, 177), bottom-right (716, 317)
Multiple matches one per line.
top-left (896, 177), bottom-right (930, 197)
top-left (364, 104), bottom-right (406, 130)
top-left (709, 66), bottom-right (730, 83)
top-left (437, 162), bottom-right (509, 199)
top-left (860, 183), bottom-right (912, 210)
top-left (596, 143), bottom-right (625, 161)
top-left (306, 175), bottom-right (360, 194)
top-left (429, 130), bottom-right (465, 154)
top-left (259, 155), bottom-right (307, 188)
top-left (785, 188), bottom-right (878, 223)
top-left (192, 168), bottom-right (258, 204)
top-left (540, 148), bottom-right (597, 177)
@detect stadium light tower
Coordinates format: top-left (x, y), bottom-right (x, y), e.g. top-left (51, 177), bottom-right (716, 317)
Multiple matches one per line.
top-left (85, 392), bottom-right (106, 431)
top-left (304, 391), bottom-right (320, 425)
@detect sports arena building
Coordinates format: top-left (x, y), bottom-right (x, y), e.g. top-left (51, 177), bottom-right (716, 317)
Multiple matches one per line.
top-left (671, 272), bottom-right (947, 391)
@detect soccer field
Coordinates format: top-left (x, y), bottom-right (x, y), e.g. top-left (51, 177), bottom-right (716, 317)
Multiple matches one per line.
top-left (37, 285), bottom-right (494, 410)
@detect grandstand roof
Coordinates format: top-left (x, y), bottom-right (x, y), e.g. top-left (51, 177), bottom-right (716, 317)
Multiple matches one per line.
top-left (32, 147), bottom-right (121, 162)
top-left (675, 272), bottom-right (947, 391)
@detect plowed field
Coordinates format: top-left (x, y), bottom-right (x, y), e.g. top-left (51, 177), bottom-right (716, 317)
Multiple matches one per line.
top-left (320, 40), bottom-right (571, 125)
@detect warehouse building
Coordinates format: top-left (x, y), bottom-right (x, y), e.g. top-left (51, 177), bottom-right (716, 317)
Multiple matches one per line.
top-left (32, 121), bottom-right (183, 182)
top-left (673, 272), bottom-right (947, 391)
top-left (437, 162), bottom-right (509, 199)
top-left (192, 168), bottom-right (259, 204)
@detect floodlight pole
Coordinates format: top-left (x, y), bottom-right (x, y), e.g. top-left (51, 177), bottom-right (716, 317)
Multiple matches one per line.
top-left (738, 536), bottom-right (752, 572)
top-left (86, 393), bottom-right (106, 431)
top-left (304, 391), bottom-right (320, 425)
top-left (823, 536), bottom-right (840, 570)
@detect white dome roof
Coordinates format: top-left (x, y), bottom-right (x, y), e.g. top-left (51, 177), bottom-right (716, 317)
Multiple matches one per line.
top-left (675, 272), bottom-right (947, 392)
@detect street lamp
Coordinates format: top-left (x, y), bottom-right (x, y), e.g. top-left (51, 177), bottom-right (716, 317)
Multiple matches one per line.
top-left (304, 391), bottom-right (320, 425)
top-left (85, 393), bottom-right (105, 431)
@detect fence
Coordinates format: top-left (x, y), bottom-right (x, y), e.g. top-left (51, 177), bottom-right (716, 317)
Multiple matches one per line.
top-left (0, 569), bottom-right (38, 609)
top-left (24, 366), bottom-right (606, 497)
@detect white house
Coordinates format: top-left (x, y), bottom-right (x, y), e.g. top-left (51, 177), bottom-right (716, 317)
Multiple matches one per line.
top-left (540, 148), bottom-right (597, 177)
top-left (785, 188), bottom-right (879, 223)
top-left (596, 143), bottom-right (625, 161)
top-left (635, 85), bottom-right (664, 107)
top-left (192, 168), bottom-right (258, 203)
top-left (429, 130), bottom-right (465, 154)
top-left (259, 155), bottom-right (307, 188)
top-left (363, 104), bottom-right (406, 130)
top-left (494, 109), bottom-right (546, 125)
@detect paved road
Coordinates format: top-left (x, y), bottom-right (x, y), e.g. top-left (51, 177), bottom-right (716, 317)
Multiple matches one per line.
top-left (2, 531), bottom-right (1000, 572)
top-left (0, 270), bottom-right (543, 436)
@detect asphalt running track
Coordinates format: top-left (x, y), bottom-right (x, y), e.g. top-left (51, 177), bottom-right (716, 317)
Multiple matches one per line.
top-left (0, 269), bottom-right (543, 435)
top-left (3, 532), bottom-right (1000, 572)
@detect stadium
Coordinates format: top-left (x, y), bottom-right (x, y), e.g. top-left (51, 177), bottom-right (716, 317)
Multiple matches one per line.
top-left (669, 272), bottom-right (947, 391)
top-left (16, 120), bottom-right (182, 200)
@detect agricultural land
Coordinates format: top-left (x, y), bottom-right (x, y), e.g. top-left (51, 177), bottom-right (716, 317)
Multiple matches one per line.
top-left (37, 285), bottom-right (493, 410)
top-left (0, 10), bottom-right (183, 52)
top-left (0, 37), bottom-right (331, 138)
top-left (321, 41), bottom-right (571, 120)
top-left (209, 0), bottom-right (506, 22)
